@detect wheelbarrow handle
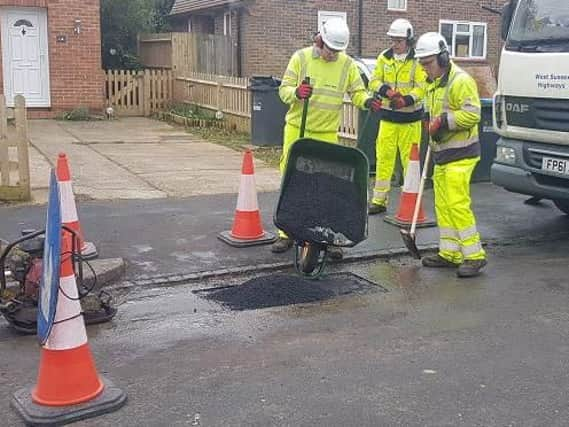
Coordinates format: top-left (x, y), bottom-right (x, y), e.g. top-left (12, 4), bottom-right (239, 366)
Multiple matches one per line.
top-left (356, 91), bottom-right (381, 148)
top-left (299, 77), bottom-right (310, 138)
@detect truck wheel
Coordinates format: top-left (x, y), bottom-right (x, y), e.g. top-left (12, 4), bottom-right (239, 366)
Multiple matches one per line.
top-left (553, 199), bottom-right (569, 215)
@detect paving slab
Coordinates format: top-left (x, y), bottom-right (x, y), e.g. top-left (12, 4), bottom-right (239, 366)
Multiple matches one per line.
top-left (57, 117), bottom-right (191, 144)
top-left (25, 118), bottom-right (281, 201)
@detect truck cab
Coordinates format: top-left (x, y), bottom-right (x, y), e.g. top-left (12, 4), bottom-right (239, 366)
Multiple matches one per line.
top-left (492, 0), bottom-right (569, 214)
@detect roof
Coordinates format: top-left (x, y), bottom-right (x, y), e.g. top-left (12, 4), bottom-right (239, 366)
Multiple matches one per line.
top-left (170, 0), bottom-right (242, 15)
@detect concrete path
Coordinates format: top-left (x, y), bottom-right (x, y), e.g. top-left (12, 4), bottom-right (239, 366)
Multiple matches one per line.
top-left (26, 118), bottom-right (281, 203)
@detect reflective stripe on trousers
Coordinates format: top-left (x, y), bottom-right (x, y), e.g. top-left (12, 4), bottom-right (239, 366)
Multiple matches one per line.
top-left (434, 157), bottom-right (486, 263)
top-left (278, 124), bottom-right (338, 238)
top-left (372, 120), bottom-right (421, 206)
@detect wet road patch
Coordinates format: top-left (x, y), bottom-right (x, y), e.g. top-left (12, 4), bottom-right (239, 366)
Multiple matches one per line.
top-left (194, 272), bottom-right (387, 311)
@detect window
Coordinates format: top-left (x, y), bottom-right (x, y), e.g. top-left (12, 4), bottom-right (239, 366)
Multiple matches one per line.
top-left (317, 10), bottom-right (347, 32)
top-left (387, 0), bottom-right (407, 11)
top-left (439, 20), bottom-right (487, 59)
top-left (14, 19), bottom-right (33, 27)
top-left (223, 12), bottom-right (231, 36)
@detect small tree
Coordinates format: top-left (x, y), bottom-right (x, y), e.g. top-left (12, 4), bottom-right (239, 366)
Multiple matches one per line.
top-left (101, 0), bottom-right (175, 69)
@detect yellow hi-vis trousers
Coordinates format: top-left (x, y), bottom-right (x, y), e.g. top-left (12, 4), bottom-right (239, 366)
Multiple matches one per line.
top-left (278, 123), bottom-right (338, 238)
top-left (372, 120), bottom-right (422, 207)
top-left (433, 157), bottom-right (486, 264)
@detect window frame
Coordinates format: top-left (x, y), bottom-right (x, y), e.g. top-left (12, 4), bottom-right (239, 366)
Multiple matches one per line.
top-left (387, 0), bottom-right (407, 12)
top-left (317, 10), bottom-right (347, 33)
top-left (439, 20), bottom-right (488, 59)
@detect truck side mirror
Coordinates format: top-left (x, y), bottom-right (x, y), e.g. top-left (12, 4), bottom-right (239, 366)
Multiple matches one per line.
top-left (501, 0), bottom-right (516, 41)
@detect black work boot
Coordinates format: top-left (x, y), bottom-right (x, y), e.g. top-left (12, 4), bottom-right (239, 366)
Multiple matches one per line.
top-left (327, 246), bottom-right (344, 261)
top-left (271, 237), bottom-right (293, 253)
top-left (457, 259), bottom-right (487, 278)
top-left (421, 254), bottom-right (459, 268)
top-left (368, 203), bottom-right (387, 215)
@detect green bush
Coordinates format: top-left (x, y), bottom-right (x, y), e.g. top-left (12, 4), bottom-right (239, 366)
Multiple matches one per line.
top-left (58, 107), bottom-right (92, 121)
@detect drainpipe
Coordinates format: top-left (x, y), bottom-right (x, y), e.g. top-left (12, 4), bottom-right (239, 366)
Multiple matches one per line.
top-left (236, 10), bottom-right (242, 76)
top-left (357, 0), bottom-right (363, 57)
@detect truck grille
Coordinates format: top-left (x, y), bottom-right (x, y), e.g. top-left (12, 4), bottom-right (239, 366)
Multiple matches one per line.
top-left (505, 96), bottom-right (569, 132)
top-left (534, 99), bottom-right (569, 132)
top-left (524, 146), bottom-right (569, 169)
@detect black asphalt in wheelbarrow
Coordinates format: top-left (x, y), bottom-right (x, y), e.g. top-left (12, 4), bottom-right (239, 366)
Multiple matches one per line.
top-left (274, 138), bottom-right (369, 248)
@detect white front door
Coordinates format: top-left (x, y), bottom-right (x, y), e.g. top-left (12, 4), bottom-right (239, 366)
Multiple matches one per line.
top-left (1, 8), bottom-right (50, 107)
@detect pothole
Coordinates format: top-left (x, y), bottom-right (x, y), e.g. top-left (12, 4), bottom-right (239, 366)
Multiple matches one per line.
top-left (194, 272), bottom-right (387, 311)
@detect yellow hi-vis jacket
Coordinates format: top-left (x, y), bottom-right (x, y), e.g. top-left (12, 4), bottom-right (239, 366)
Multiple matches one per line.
top-left (424, 62), bottom-right (481, 165)
top-left (369, 48), bottom-right (427, 123)
top-left (279, 47), bottom-right (368, 134)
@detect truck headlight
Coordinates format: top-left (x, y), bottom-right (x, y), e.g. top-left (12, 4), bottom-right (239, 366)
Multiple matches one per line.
top-left (496, 146), bottom-right (516, 164)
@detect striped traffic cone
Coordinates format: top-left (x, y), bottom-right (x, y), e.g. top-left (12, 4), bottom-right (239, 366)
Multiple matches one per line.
top-left (56, 153), bottom-right (98, 259)
top-left (218, 150), bottom-right (276, 247)
top-left (12, 230), bottom-right (126, 425)
top-left (384, 143), bottom-right (436, 228)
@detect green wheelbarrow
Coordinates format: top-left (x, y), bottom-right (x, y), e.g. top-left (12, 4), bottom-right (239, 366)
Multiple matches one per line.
top-left (274, 138), bottom-right (369, 278)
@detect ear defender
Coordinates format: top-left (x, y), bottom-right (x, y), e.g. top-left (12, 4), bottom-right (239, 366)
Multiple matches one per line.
top-left (437, 40), bottom-right (450, 67)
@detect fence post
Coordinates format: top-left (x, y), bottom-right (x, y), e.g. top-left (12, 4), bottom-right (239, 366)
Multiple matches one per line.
top-left (216, 79), bottom-right (223, 113)
top-left (14, 95), bottom-right (30, 201)
top-left (143, 69), bottom-right (151, 116)
top-left (0, 94), bottom-right (8, 187)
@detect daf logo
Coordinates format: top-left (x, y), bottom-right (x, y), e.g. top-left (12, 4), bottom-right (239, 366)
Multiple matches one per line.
top-left (505, 102), bottom-right (529, 113)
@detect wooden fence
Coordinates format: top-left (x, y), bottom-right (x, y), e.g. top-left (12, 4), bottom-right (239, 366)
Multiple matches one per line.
top-left (174, 72), bottom-right (250, 132)
top-left (139, 33), bottom-right (239, 76)
top-left (105, 69), bottom-right (173, 116)
top-left (0, 94), bottom-right (30, 201)
top-left (174, 71), bottom-right (359, 140)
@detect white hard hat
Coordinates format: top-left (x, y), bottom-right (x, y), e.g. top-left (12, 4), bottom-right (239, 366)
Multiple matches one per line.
top-left (386, 19), bottom-right (414, 39)
top-left (321, 17), bottom-right (350, 51)
top-left (414, 32), bottom-right (448, 58)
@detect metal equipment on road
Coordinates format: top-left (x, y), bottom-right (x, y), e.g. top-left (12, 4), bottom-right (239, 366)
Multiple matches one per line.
top-left (400, 145), bottom-right (432, 259)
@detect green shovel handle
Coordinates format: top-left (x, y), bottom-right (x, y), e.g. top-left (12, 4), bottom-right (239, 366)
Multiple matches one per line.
top-left (299, 77), bottom-right (310, 138)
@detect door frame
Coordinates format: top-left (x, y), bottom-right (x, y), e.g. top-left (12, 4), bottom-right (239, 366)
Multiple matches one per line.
top-left (1, 7), bottom-right (51, 107)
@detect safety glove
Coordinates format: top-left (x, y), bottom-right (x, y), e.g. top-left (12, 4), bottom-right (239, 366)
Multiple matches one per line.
top-left (295, 81), bottom-right (313, 100)
top-left (365, 97), bottom-right (382, 112)
top-left (429, 113), bottom-right (449, 142)
top-left (390, 95), bottom-right (414, 110)
top-left (378, 84), bottom-right (401, 100)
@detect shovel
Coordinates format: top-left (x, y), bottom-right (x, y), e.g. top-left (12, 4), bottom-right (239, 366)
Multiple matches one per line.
top-left (400, 144), bottom-right (432, 259)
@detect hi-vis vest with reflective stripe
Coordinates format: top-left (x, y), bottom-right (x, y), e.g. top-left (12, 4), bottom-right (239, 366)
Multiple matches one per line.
top-left (279, 47), bottom-right (368, 134)
top-left (425, 63), bottom-right (481, 165)
top-left (369, 48), bottom-right (427, 123)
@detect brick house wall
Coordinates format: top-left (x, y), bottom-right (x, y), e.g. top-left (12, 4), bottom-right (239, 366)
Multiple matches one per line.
top-left (171, 0), bottom-right (502, 80)
top-left (240, 0), bottom-right (502, 78)
top-left (361, 1), bottom-right (502, 67)
top-left (0, 0), bottom-right (104, 118)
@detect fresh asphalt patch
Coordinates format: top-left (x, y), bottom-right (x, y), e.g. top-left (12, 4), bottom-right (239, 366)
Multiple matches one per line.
top-left (194, 272), bottom-right (387, 311)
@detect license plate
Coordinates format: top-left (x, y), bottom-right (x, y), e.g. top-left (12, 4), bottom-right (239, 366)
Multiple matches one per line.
top-left (542, 156), bottom-right (569, 175)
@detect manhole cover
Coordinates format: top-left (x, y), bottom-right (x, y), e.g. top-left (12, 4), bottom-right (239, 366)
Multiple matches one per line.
top-left (194, 272), bottom-right (387, 311)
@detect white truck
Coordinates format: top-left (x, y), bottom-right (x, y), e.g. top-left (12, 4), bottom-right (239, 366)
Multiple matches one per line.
top-left (492, 0), bottom-right (569, 214)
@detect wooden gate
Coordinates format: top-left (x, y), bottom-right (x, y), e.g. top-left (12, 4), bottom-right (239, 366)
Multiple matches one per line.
top-left (105, 69), bottom-right (173, 116)
top-left (0, 94), bottom-right (30, 201)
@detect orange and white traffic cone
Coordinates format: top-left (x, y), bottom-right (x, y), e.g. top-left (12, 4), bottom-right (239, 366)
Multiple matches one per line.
top-left (56, 153), bottom-right (98, 259)
top-left (384, 143), bottom-right (436, 228)
top-left (11, 230), bottom-right (126, 425)
top-left (32, 231), bottom-right (103, 406)
top-left (218, 149), bottom-right (276, 247)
